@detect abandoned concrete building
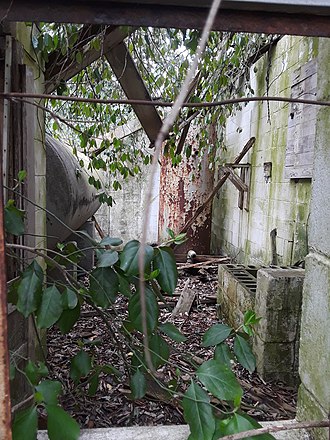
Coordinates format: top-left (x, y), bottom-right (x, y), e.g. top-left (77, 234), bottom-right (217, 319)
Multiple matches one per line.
top-left (0, 1), bottom-right (329, 440)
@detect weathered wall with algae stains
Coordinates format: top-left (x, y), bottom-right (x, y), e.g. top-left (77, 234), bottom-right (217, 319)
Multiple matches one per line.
top-left (211, 35), bottom-right (318, 266)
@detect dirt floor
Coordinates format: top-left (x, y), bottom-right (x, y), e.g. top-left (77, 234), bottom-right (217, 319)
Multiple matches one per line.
top-left (46, 266), bottom-right (297, 429)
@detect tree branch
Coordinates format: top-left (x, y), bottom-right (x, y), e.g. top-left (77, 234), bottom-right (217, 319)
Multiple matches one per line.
top-left (220, 419), bottom-right (329, 440)
top-left (138, 0), bottom-right (222, 373)
top-left (0, 91), bottom-right (328, 109)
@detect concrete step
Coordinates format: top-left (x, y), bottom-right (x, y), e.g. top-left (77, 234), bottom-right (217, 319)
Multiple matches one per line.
top-left (37, 420), bottom-right (311, 440)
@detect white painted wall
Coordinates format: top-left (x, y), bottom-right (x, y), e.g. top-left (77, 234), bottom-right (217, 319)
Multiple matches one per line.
top-left (95, 124), bottom-right (160, 244)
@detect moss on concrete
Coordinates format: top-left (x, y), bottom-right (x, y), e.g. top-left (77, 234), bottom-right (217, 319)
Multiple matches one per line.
top-left (211, 36), bottom-right (316, 265)
top-left (297, 384), bottom-right (328, 440)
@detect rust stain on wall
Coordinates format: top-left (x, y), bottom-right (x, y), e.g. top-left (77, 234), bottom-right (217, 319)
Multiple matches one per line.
top-left (159, 129), bottom-right (214, 254)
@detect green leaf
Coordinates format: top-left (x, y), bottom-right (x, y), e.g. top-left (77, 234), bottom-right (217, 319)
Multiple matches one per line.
top-left (88, 372), bottom-right (100, 396)
top-left (25, 360), bottom-right (48, 386)
top-left (153, 247), bottom-right (178, 294)
top-left (37, 285), bottom-right (63, 328)
top-left (57, 302), bottom-right (80, 334)
top-left (89, 266), bottom-right (119, 307)
top-left (16, 260), bottom-right (43, 318)
top-left (46, 405), bottom-right (80, 440)
top-left (147, 269), bottom-right (160, 280)
top-left (197, 359), bottom-right (243, 401)
top-left (101, 364), bottom-right (122, 377)
top-left (35, 380), bottom-right (62, 405)
top-left (244, 310), bottom-right (260, 326)
top-left (242, 310), bottom-right (262, 336)
top-left (174, 233), bottom-right (187, 245)
top-left (128, 286), bottom-right (159, 333)
top-left (61, 288), bottom-right (78, 310)
top-left (214, 343), bottom-right (233, 368)
top-left (166, 227), bottom-right (175, 239)
top-left (97, 250), bottom-right (119, 267)
top-left (233, 335), bottom-right (256, 373)
top-left (214, 412), bottom-right (275, 440)
top-left (117, 273), bottom-right (131, 297)
top-left (242, 324), bottom-right (254, 337)
top-left (202, 323), bottom-right (232, 347)
top-left (4, 201), bottom-right (25, 236)
top-left (182, 381), bottom-right (215, 440)
top-left (75, 50), bottom-right (83, 64)
top-left (159, 322), bottom-right (187, 342)
top-left (70, 350), bottom-right (92, 383)
top-left (61, 241), bottom-right (83, 264)
top-left (130, 368), bottom-right (146, 399)
top-left (18, 169), bottom-right (27, 182)
top-left (99, 236), bottom-right (123, 247)
top-left (119, 240), bottom-right (154, 276)
top-left (149, 333), bottom-right (170, 368)
top-left (12, 405), bottom-right (38, 440)
top-left (10, 363), bottom-right (16, 380)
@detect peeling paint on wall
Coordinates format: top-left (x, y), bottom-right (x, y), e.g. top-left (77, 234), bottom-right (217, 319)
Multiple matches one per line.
top-left (159, 128), bottom-right (215, 254)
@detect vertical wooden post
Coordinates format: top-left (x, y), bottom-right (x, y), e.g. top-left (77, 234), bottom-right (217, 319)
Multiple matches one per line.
top-left (0, 35), bottom-right (13, 440)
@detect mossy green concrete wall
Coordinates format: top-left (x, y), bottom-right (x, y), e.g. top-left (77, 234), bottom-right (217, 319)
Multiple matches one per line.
top-left (296, 38), bottom-right (330, 440)
top-left (211, 36), bottom-right (316, 266)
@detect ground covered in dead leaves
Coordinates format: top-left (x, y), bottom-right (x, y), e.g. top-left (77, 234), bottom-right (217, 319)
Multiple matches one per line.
top-left (46, 267), bottom-right (297, 429)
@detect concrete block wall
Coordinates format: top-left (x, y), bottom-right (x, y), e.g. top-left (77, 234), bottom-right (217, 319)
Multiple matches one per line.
top-left (218, 264), bottom-right (304, 387)
top-left (218, 264), bottom-right (257, 328)
top-left (296, 38), bottom-right (330, 440)
top-left (253, 268), bottom-right (304, 387)
top-left (211, 36), bottom-right (315, 266)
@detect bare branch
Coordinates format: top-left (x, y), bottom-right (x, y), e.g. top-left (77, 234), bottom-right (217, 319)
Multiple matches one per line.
top-left (0, 91), bottom-right (328, 109)
top-left (138, 0), bottom-right (222, 372)
top-left (220, 419), bottom-right (329, 440)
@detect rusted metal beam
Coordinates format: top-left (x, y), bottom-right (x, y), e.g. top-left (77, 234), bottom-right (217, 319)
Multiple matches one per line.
top-left (0, 37), bottom-right (13, 440)
top-left (1, 1), bottom-right (330, 37)
top-left (45, 26), bottom-right (134, 94)
top-left (105, 42), bottom-right (162, 143)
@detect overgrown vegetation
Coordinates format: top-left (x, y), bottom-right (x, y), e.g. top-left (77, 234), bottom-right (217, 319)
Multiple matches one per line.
top-left (5, 23), bottom-right (280, 439)
top-left (29, 23), bottom-right (275, 204)
top-left (6, 191), bottom-right (275, 440)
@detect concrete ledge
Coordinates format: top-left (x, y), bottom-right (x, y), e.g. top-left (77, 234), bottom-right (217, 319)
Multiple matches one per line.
top-left (37, 420), bottom-right (311, 440)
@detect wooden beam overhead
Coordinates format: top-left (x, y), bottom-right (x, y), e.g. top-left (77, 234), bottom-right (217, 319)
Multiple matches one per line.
top-left (105, 43), bottom-right (162, 143)
top-left (1, 1), bottom-right (330, 37)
